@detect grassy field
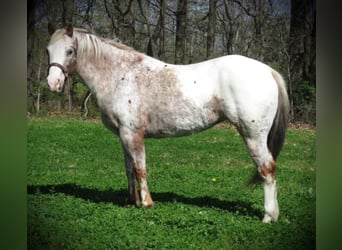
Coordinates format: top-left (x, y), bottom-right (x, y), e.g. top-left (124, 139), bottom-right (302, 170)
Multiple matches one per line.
top-left (27, 118), bottom-right (315, 249)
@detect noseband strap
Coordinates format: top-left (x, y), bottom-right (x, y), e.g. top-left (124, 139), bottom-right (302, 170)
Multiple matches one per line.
top-left (48, 62), bottom-right (68, 77)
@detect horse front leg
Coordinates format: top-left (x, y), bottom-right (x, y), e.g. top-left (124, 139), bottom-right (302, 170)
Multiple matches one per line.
top-left (123, 148), bottom-right (140, 206)
top-left (120, 127), bottom-right (154, 208)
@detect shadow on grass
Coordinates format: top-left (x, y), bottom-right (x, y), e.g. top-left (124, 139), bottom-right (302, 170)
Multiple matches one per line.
top-left (27, 183), bottom-right (263, 219)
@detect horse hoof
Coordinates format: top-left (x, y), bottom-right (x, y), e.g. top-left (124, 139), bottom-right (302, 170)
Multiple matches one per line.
top-left (262, 214), bottom-right (272, 223)
top-left (262, 213), bottom-right (278, 223)
top-left (142, 202), bottom-right (154, 208)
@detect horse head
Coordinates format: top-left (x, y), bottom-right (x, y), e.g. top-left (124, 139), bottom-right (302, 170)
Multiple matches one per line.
top-left (46, 23), bottom-right (77, 92)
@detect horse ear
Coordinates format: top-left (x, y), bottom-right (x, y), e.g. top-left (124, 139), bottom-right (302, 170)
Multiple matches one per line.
top-left (48, 22), bottom-right (56, 35)
top-left (65, 23), bottom-right (73, 37)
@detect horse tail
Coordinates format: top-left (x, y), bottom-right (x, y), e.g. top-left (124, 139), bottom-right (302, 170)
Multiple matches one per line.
top-left (267, 69), bottom-right (290, 161)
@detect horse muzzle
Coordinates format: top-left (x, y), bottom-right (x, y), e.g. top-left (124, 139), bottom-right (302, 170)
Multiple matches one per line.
top-left (47, 73), bottom-right (65, 92)
top-left (47, 63), bottom-right (68, 92)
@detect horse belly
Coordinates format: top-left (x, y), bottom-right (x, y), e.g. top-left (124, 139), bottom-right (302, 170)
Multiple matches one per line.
top-left (143, 97), bottom-right (224, 138)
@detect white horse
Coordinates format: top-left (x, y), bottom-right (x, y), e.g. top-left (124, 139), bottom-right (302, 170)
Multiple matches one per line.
top-left (46, 24), bottom-right (289, 223)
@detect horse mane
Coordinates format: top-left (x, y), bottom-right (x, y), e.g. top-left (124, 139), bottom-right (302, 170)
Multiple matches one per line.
top-left (106, 39), bottom-right (134, 51)
top-left (73, 28), bottom-right (135, 60)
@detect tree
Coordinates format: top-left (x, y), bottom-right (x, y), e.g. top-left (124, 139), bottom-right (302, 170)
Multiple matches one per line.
top-left (62, 0), bottom-right (75, 112)
top-left (289, 0), bottom-right (316, 120)
top-left (206, 0), bottom-right (216, 59)
top-left (138, 0), bottom-right (154, 56)
top-left (104, 0), bottom-right (135, 45)
top-left (62, 0), bottom-right (75, 25)
top-left (289, 0), bottom-right (315, 84)
top-left (27, 0), bottom-right (36, 113)
top-left (221, 0), bottom-right (237, 55)
top-left (159, 0), bottom-right (166, 59)
top-left (151, 0), bottom-right (167, 59)
top-left (175, 0), bottom-right (188, 64)
top-left (230, 0), bottom-right (270, 61)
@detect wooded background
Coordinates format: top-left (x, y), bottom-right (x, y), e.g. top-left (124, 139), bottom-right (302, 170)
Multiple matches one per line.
top-left (27, 0), bottom-right (316, 124)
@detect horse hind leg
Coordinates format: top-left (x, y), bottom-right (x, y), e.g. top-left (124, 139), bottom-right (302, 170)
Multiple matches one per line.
top-left (244, 136), bottom-right (279, 223)
top-left (260, 160), bottom-right (279, 223)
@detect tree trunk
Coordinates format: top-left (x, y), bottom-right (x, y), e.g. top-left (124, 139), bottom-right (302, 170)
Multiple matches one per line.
top-left (303, 0), bottom-right (316, 85)
top-left (175, 0), bottom-right (187, 64)
top-left (138, 0), bottom-right (153, 56)
top-left (223, 0), bottom-right (235, 55)
top-left (289, 0), bottom-right (306, 83)
top-left (159, 0), bottom-right (166, 59)
top-left (104, 0), bottom-right (135, 45)
top-left (27, 0), bottom-right (36, 113)
top-left (35, 44), bottom-right (43, 114)
top-left (62, 0), bottom-right (75, 25)
top-left (231, 0), bottom-right (266, 60)
top-left (252, 0), bottom-right (264, 61)
top-left (67, 79), bottom-right (73, 112)
top-left (206, 0), bottom-right (216, 59)
top-left (289, 0), bottom-right (316, 119)
top-left (151, 0), bottom-right (167, 60)
top-left (290, 0), bottom-right (315, 83)
top-left (62, 0), bottom-right (75, 112)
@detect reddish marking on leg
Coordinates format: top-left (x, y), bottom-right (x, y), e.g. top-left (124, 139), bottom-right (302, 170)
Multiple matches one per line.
top-left (260, 160), bottom-right (276, 179)
top-left (134, 165), bottom-right (146, 180)
top-left (135, 165), bottom-right (154, 207)
top-left (132, 128), bottom-right (145, 153)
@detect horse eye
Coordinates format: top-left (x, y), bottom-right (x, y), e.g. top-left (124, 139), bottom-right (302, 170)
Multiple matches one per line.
top-left (66, 49), bottom-right (73, 56)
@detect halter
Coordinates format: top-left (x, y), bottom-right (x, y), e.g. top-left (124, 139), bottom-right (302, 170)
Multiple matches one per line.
top-left (48, 62), bottom-right (69, 78)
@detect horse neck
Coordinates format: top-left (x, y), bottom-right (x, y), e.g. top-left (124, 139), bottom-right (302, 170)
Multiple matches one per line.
top-left (75, 38), bottom-right (125, 94)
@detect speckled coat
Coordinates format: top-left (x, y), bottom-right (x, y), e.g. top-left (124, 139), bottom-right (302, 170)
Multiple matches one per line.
top-left (47, 25), bottom-right (289, 223)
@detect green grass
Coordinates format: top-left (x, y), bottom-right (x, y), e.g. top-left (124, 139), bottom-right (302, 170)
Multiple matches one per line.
top-left (27, 118), bottom-right (315, 249)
